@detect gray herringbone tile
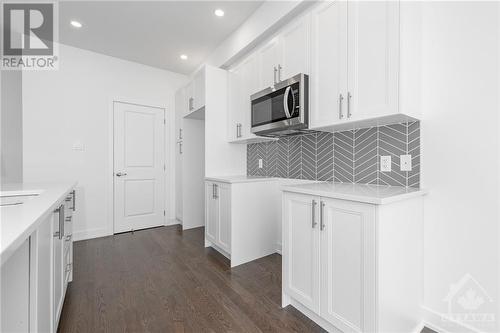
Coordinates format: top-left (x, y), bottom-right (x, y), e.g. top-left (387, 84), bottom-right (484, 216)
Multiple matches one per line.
top-left (334, 131), bottom-right (354, 183)
top-left (316, 132), bottom-right (333, 181)
top-left (301, 133), bottom-right (316, 180)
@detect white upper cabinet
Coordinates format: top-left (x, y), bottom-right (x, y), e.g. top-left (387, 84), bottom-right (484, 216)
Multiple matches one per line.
top-left (280, 15), bottom-right (311, 80)
top-left (309, 0), bottom-right (348, 129)
top-left (185, 68), bottom-right (206, 116)
top-left (258, 38), bottom-right (281, 88)
top-left (227, 55), bottom-right (259, 142)
top-left (347, 1), bottom-right (399, 122)
top-left (308, 0), bottom-right (420, 131)
top-left (193, 69), bottom-right (205, 111)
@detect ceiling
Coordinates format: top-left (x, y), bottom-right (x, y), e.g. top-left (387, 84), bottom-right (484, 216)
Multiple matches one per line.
top-left (59, 1), bottom-right (263, 75)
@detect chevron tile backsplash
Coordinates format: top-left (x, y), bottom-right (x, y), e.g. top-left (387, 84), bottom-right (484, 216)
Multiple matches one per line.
top-left (247, 121), bottom-right (420, 188)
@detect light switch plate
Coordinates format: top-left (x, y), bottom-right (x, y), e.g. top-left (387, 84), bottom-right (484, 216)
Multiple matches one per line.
top-left (381, 156), bottom-right (391, 172)
top-left (400, 154), bottom-right (412, 171)
top-left (258, 159), bottom-right (263, 169)
top-left (72, 142), bottom-right (85, 151)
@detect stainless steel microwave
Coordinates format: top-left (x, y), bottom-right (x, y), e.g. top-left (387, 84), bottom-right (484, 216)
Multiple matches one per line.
top-left (250, 73), bottom-right (309, 137)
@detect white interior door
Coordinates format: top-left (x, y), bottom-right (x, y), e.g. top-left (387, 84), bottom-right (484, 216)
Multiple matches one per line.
top-left (114, 102), bottom-right (165, 233)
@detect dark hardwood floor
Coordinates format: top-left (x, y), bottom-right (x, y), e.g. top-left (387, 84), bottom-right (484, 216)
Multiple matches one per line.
top-left (58, 225), bottom-right (326, 333)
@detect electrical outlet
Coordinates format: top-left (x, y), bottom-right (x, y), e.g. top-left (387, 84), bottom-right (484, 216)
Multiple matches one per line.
top-left (381, 156), bottom-right (391, 172)
top-left (258, 159), bottom-right (263, 169)
top-left (400, 154), bottom-right (412, 171)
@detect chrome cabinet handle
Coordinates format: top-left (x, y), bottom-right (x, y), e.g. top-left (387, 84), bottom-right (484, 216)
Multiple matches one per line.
top-left (212, 184), bottom-right (215, 199)
top-left (214, 184), bottom-right (218, 199)
top-left (273, 66), bottom-right (277, 84)
top-left (71, 190), bottom-right (76, 211)
top-left (236, 123), bottom-right (241, 138)
top-left (179, 129), bottom-right (183, 140)
top-left (347, 92), bottom-right (352, 118)
top-left (278, 64), bottom-right (282, 82)
top-left (116, 172), bottom-right (127, 177)
top-left (179, 142), bottom-right (183, 154)
top-left (312, 200), bottom-right (317, 228)
top-left (54, 204), bottom-right (64, 239)
top-left (320, 201), bottom-right (325, 231)
top-left (339, 94), bottom-right (344, 119)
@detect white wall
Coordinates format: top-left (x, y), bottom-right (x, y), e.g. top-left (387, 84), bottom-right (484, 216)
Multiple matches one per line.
top-left (421, 3), bottom-right (499, 332)
top-left (1, 70), bottom-right (23, 184)
top-left (22, 43), bottom-right (187, 241)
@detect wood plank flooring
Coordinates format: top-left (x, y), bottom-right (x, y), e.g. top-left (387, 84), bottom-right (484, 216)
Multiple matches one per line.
top-left (58, 225), bottom-right (326, 333)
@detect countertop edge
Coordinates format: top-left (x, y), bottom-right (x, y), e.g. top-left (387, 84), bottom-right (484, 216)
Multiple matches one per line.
top-left (205, 176), bottom-right (280, 184)
top-left (1, 182), bottom-right (77, 266)
top-left (281, 186), bottom-right (428, 205)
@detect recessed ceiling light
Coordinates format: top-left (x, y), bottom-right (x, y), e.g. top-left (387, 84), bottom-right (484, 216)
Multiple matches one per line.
top-left (214, 9), bottom-right (225, 17)
top-left (70, 20), bottom-right (82, 28)
top-left (180, 54), bottom-right (188, 60)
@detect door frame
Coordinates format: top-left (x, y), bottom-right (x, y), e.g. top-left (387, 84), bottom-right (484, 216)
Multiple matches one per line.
top-left (107, 98), bottom-right (171, 236)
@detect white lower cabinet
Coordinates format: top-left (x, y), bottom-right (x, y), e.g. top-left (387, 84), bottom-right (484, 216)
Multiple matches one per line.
top-left (283, 191), bottom-right (423, 333)
top-left (1, 188), bottom-right (76, 333)
top-left (205, 179), bottom-right (290, 268)
top-left (205, 181), bottom-right (231, 254)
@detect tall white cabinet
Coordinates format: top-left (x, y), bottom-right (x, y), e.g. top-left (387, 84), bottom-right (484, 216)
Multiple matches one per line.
top-left (282, 186), bottom-right (425, 333)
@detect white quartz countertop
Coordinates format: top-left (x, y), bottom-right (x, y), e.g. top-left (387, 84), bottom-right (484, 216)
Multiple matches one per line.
top-left (282, 182), bottom-right (427, 205)
top-left (205, 175), bottom-right (280, 184)
top-left (1, 182), bottom-right (76, 265)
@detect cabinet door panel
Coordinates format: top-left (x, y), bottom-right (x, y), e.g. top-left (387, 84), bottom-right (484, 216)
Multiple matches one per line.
top-left (53, 208), bottom-right (65, 330)
top-left (217, 184), bottom-right (231, 253)
top-left (36, 215), bottom-right (53, 333)
top-left (347, 1), bottom-right (399, 121)
top-left (280, 15), bottom-right (311, 80)
top-left (193, 69), bottom-right (205, 110)
top-left (310, 0), bottom-right (347, 129)
top-left (283, 193), bottom-right (320, 313)
top-left (205, 182), bottom-right (218, 243)
top-left (320, 198), bottom-right (375, 332)
top-left (1, 238), bottom-right (30, 333)
top-left (259, 38), bottom-right (280, 88)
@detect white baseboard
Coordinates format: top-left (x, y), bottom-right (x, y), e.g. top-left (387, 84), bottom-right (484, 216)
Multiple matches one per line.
top-left (422, 305), bottom-right (484, 333)
top-left (275, 242), bottom-right (282, 255)
top-left (73, 228), bottom-right (111, 241)
top-left (165, 218), bottom-right (181, 226)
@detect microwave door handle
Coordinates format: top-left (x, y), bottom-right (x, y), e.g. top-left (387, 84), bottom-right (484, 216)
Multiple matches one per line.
top-left (283, 86), bottom-right (292, 118)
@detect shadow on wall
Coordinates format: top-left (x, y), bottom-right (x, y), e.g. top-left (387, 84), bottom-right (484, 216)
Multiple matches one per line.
top-left (247, 121), bottom-right (420, 188)
top-left (1, 70), bottom-right (23, 184)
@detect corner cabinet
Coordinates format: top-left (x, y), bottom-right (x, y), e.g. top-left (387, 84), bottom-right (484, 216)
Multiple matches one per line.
top-left (282, 191), bottom-right (424, 333)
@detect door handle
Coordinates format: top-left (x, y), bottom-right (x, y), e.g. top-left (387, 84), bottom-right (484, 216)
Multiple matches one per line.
top-left (347, 92), bottom-right (352, 118)
top-left (311, 200), bottom-right (317, 228)
top-left (283, 86), bottom-right (292, 118)
top-left (273, 66), bottom-right (277, 85)
top-left (116, 172), bottom-right (128, 177)
top-left (339, 94), bottom-right (344, 119)
top-left (320, 201), bottom-right (325, 231)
